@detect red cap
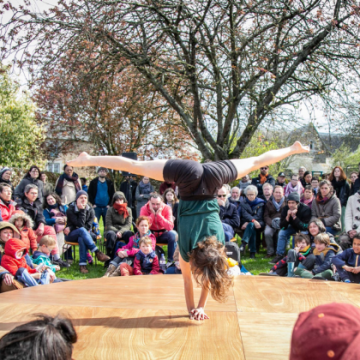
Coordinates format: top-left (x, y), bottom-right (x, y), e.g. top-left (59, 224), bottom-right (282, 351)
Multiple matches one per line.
top-left (290, 303), bottom-right (360, 360)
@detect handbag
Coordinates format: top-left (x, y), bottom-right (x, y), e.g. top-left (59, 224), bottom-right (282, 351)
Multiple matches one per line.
top-left (51, 210), bottom-right (66, 233)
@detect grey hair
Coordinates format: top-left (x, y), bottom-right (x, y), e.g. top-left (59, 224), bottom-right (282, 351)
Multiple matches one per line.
top-left (231, 187), bottom-right (240, 192)
top-left (25, 184), bottom-right (38, 194)
top-left (299, 166), bottom-right (306, 171)
top-left (222, 184), bottom-right (231, 194)
top-left (244, 185), bottom-right (258, 197)
top-left (262, 183), bottom-right (273, 190)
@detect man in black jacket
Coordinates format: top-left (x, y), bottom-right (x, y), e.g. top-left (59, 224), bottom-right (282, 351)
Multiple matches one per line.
top-left (270, 192), bottom-right (311, 264)
top-left (88, 167), bottom-right (114, 227)
top-left (251, 166), bottom-right (275, 198)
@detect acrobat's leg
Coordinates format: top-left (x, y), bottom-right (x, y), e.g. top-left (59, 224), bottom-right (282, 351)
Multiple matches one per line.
top-left (230, 141), bottom-right (309, 179)
top-left (67, 153), bottom-right (167, 181)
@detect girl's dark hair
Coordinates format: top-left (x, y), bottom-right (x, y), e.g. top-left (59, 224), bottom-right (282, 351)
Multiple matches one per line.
top-left (189, 236), bottom-right (234, 303)
top-left (44, 193), bottom-right (63, 209)
top-left (162, 188), bottom-right (179, 204)
top-left (0, 314), bottom-right (77, 360)
top-left (308, 218), bottom-right (326, 233)
top-left (26, 166), bottom-right (41, 180)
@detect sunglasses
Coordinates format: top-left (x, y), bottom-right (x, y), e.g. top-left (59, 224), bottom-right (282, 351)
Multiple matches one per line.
top-left (217, 195), bottom-right (227, 198)
top-left (260, 167), bottom-right (268, 170)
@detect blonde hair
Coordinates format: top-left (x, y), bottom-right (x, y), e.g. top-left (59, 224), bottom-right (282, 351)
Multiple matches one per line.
top-left (314, 233), bottom-right (330, 246)
top-left (39, 235), bottom-right (57, 247)
top-left (138, 236), bottom-right (152, 247)
top-left (189, 236), bottom-right (234, 303)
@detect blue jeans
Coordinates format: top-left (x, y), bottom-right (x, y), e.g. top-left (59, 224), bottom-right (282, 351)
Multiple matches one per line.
top-left (222, 223), bottom-right (234, 243)
top-left (165, 266), bottom-right (182, 274)
top-left (276, 225), bottom-right (296, 255)
top-left (155, 230), bottom-right (177, 261)
top-left (94, 206), bottom-right (108, 227)
top-left (241, 222), bottom-right (257, 253)
top-left (25, 254), bottom-right (33, 268)
top-left (325, 227), bottom-right (338, 236)
top-left (66, 227), bottom-right (98, 266)
top-left (16, 268), bottom-right (50, 287)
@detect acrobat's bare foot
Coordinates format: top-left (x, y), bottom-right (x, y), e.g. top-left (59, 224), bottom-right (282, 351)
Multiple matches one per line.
top-left (291, 141), bottom-right (310, 154)
top-left (66, 152), bottom-right (92, 168)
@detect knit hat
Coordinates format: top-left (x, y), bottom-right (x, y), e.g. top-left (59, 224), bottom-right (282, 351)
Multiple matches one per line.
top-left (76, 190), bottom-right (88, 201)
top-left (290, 303), bottom-right (360, 360)
top-left (288, 192), bottom-right (300, 203)
top-left (97, 167), bottom-right (108, 173)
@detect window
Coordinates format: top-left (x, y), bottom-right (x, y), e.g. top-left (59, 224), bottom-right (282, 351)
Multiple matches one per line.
top-left (47, 162), bottom-right (60, 173)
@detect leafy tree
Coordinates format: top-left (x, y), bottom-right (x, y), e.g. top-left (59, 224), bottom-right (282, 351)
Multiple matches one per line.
top-left (0, 65), bottom-right (45, 168)
top-left (331, 144), bottom-right (360, 171)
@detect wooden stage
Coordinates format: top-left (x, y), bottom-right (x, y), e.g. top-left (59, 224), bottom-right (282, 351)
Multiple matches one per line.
top-left (0, 275), bottom-right (359, 359)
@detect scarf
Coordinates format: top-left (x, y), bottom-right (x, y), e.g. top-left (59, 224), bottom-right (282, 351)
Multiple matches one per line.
top-left (246, 197), bottom-right (265, 208)
top-left (299, 245), bottom-right (311, 256)
top-left (272, 196), bottom-right (284, 212)
top-left (302, 197), bottom-right (313, 206)
top-left (138, 180), bottom-right (152, 194)
top-left (285, 182), bottom-right (304, 197)
top-left (55, 172), bottom-right (81, 195)
top-left (47, 204), bottom-right (58, 210)
top-left (259, 173), bottom-right (268, 184)
top-left (133, 230), bottom-right (152, 249)
top-left (113, 203), bottom-right (129, 218)
top-left (316, 193), bottom-right (330, 204)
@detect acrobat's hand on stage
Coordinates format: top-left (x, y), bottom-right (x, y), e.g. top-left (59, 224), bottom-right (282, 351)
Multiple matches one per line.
top-left (291, 141), bottom-right (310, 154)
top-left (190, 307), bottom-right (210, 321)
top-left (67, 152), bottom-right (92, 167)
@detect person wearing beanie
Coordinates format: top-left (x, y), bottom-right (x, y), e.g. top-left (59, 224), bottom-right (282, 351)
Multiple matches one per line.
top-left (269, 190), bottom-right (312, 265)
top-left (290, 302), bottom-right (360, 360)
top-left (88, 167), bottom-right (114, 228)
top-left (64, 190), bottom-right (110, 273)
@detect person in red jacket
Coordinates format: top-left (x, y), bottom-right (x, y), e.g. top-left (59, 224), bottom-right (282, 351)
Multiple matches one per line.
top-left (1, 238), bottom-right (53, 286)
top-left (0, 183), bottom-right (16, 222)
top-left (131, 237), bottom-right (161, 275)
top-left (140, 193), bottom-right (176, 264)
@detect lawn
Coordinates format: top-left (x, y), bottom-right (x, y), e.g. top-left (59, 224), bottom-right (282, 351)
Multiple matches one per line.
top-left (56, 221), bottom-right (273, 280)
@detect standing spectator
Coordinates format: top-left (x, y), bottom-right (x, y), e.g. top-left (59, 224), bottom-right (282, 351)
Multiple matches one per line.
top-left (120, 174), bottom-right (137, 219)
top-left (300, 185), bottom-right (314, 209)
top-left (301, 171), bottom-right (312, 187)
top-left (14, 166), bottom-right (44, 204)
top-left (311, 179), bottom-right (341, 236)
top-left (55, 165), bottom-right (81, 205)
top-left (159, 181), bottom-right (176, 195)
top-left (264, 185), bottom-right (286, 258)
top-left (0, 183), bottom-right (16, 221)
top-left (343, 189), bottom-right (360, 250)
top-left (135, 176), bottom-right (154, 218)
top-left (270, 192), bottom-right (311, 264)
top-left (260, 183), bottom-right (273, 202)
top-left (311, 177), bottom-right (319, 195)
top-left (352, 162), bottom-right (360, 194)
top-left (163, 188), bottom-right (179, 232)
top-left (0, 167), bottom-right (14, 199)
top-left (39, 173), bottom-right (54, 200)
top-left (329, 166), bottom-right (350, 231)
top-left (217, 185), bottom-right (240, 243)
top-left (285, 174), bottom-right (304, 198)
top-left (88, 167), bottom-right (114, 228)
top-left (298, 166), bottom-right (306, 183)
top-left (239, 185), bottom-right (265, 258)
top-left (350, 171), bottom-right (358, 195)
top-left (140, 193), bottom-right (176, 264)
top-left (275, 172), bottom-right (286, 188)
top-left (80, 178), bottom-right (88, 192)
top-left (104, 192), bottom-right (133, 259)
top-left (64, 190), bottom-right (110, 273)
top-left (238, 175), bottom-right (251, 192)
top-left (251, 166), bottom-right (275, 198)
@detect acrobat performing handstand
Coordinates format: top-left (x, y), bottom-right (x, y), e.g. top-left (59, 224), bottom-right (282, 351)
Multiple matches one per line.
top-left (67, 141), bottom-right (309, 320)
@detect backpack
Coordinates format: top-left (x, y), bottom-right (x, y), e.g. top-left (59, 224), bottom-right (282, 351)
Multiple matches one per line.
top-left (225, 242), bottom-right (241, 267)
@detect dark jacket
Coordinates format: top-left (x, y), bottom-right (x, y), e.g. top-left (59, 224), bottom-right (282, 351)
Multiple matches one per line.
top-left (229, 198), bottom-right (243, 218)
top-left (280, 203), bottom-right (311, 232)
top-left (251, 174), bottom-right (275, 197)
top-left (352, 177), bottom-right (360, 195)
top-left (88, 178), bottom-right (115, 206)
top-left (0, 168), bottom-right (15, 200)
top-left (14, 175), bottom-right (44, 204)
top-left (240, 199), bottom-right (265, 228)
top-left (219, 200), bottom-right (240, 229)
top-left (66, 202), bottom-right (94, 232)
top-left (264, 197), bottom-right (286, 227)
top-left (120, 180), bottom-right (137, 207)
top-left (311, 192), bottom-right (341, 231)
top-left (331, 179), bottom-right (350, 207)
top-left (16, 197), bottom-right (45, 230)
top-left (332, 248), bottom-right (360, 269)
top-left (275, 181), bottom-right (286, 189)
top-left (312, 244), bottom-right (341, 275)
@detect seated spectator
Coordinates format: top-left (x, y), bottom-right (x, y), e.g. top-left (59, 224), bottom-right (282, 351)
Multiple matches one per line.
top-left (270, 192), bottom-right (311, 264)
top-left (311, 179), bottom-right (341, 236)
top-left (251, 166), bottom-right (275, 198)
top-left (264, 185), bottom-right (286, 258)
top-left (0, 183), bottom-right (16, 221)
top-left (217, 185), bottom-right (240, 243)
top-left (104, 216), bottom-right (155, 277)
top-left (40, 172), bottom-right (54, 200)
top-left (165, 243), bottom-right (181, 275)
top-left (0, 314), bottom-right (77, 360)
top-left (163, 188), bottom-right (179, 231)
top-left (311, 177), bottom-right (319, 195)
top-left (88, 167), bottom-right (114, 228)
top-left (55, 165), bottom-right (82, 205)
top-left (300, 185), bottom-right (314, 209)
top-left (229, 187), bottom-right (242, 217)
top-left (332, 233), bottom-right (360, 283)
top-left (298, 166), bottom-right (306, 185)
top-left (64, 190), bottom-right (110, 273)
top-left (104, 191), bottom-right (133, 259)
top-left (9, 210), bottom-right (37, 254)
top-left (269, 234), bottom-right (311, 277)
top-left (239, 185), bottom-right (265, 259)
top-left (275, 172), bottom-right (286, 188)
top-left (285, 174), bottom-right (304, 198)
top-left (140, 193), bottom-right (176, 265)
top-left (15, 166), bottom-right (44, 204)
top-left (135, 176), bottom-right (154, 218)
top-left (343, 189), bottom-right (360, 250)
top-left (301, 171), bottom-right (312, 188)
top-left (32, 235), bottom-right (61, 274)
top-left (294, 233), bottom-right (340, 279)
top-left (80, 177), bottom-right (88, 192)
top-left (159, 181), bottom-right (176, 195)
top-left (0, 167), bottom-right (14, 199)
top-left (308, 218), bottom-right (335, 246)
top-left (260, 183), bottom-right (273, 202)
top-left (350, 171), bottom-right (358, 195)
top-left (238, 175), bottom-right (251, 192)
top-left (16, 184), bottom-right (68, 269)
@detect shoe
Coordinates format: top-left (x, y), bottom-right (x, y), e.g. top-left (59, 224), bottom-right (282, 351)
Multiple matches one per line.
top-left (269, 254), bottom-right (284, 265)
top-left (103, 264), bottom-right (116, 277)
top-left (87, 253), bottom-right (94, 265)
top-left (250, 252), bottom-right (256, 259)
top-left (344, 279), bottom-right (351, 283)
top-left (53, 258), bottom-right (71, 268)
top-left (109, 267), bottom-right (121, 277)
top-left (166, 261), bottom-right (174, 269)
top-left (239, 241), bottom-right (247, 255)
top-left (80, 265), bottom-right (89, 274)
top-left (264, 253), bottom-right (275, 259)
top-left (332, 273), bottom-right (340, 282)
top-left (95, 251), bottom-right (110, 262)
